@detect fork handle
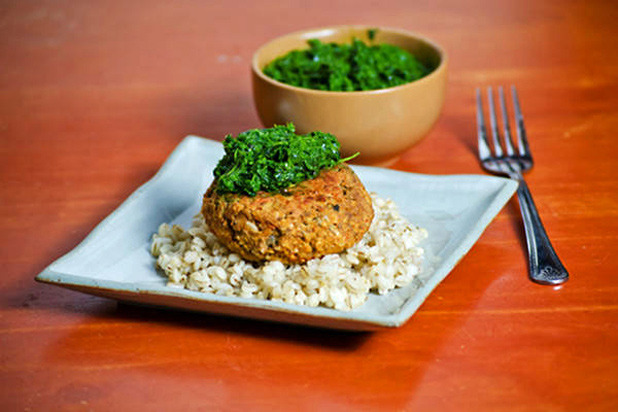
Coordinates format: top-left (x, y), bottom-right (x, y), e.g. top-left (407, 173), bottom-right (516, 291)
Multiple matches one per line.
top-left (514, 178), bottom-right (569, 285)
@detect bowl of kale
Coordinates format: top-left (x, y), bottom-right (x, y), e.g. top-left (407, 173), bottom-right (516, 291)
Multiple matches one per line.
top-left (251, 26), bottom-right (448, 164)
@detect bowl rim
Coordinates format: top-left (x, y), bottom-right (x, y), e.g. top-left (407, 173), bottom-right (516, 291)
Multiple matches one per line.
top-left (251, 25), bottom-right (448, 96)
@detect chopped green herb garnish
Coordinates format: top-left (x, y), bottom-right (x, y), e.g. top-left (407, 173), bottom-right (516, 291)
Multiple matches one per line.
top-left (213, 124), bottom-right (356, 196)
top-left (262, 36), bottom-right (429, 91)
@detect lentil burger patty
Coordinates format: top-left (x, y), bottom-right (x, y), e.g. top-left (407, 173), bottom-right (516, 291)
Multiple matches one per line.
top-left (202, 164), bottom-right (374, 264)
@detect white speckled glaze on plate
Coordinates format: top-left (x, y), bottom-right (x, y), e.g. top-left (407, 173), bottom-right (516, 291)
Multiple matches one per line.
top-left (35, 136), bottom-right (517, 331)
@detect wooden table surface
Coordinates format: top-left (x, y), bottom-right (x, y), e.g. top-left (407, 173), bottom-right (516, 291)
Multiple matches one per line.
top-left (2, 0), bottom-right (617, 410)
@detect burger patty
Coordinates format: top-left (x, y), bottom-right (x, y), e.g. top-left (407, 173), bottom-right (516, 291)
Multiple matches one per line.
top-left (201, 164), bottom-right (374, 264)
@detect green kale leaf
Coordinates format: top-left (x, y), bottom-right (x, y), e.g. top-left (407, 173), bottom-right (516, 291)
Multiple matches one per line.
top-left (262, 36), bottom-right (429, 91)
top-left (213, 124), bottom-right (355, 196)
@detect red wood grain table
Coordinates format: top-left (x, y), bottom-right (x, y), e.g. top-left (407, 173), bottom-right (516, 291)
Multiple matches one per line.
top-left (1, 0), bottom-right (617, 410)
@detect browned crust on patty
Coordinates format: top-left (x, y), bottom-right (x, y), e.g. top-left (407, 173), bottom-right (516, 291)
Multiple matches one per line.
top-left (201, 164), bottom-right (374, 264)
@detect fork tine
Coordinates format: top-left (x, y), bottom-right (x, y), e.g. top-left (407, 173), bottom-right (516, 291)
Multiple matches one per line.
top-left (487, 87), bottom-right (504, 157)
top-left (511, 85), bottom-right (532, 158)
top-left (476, 88), bottom-right (492, 160)
top-left (498, 86), bottom-right (516, 156)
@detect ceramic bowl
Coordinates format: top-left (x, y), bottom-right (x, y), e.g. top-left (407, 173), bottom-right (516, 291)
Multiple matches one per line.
top-left (251, 26), bottom-right (448, 163)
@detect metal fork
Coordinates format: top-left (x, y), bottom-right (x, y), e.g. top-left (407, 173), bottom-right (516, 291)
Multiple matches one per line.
top-left (476, 86), bottom-right (568, 285)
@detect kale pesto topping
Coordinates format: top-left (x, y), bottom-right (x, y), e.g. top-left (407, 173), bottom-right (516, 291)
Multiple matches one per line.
top-left (213, 124), bottom-right (357, 196)
top-left (262, 34), bottom-right (429, 91)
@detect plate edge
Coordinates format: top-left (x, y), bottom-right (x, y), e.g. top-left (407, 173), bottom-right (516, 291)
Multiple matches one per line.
top-left (34, 136), bottom-right (215, 281)
top-left (391, 177), bottom-right (519, 325)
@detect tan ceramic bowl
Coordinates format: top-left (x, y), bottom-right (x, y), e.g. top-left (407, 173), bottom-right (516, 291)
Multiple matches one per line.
top-left (252, 26), bottom-right (448, 163)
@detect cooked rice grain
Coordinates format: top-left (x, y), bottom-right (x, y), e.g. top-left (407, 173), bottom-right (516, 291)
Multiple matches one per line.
top-left (150, 194), bottom-right (427, 311)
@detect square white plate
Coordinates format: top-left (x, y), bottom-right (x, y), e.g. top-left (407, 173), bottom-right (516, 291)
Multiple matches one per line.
top-left (36, 136), bottom-right (517, 331)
